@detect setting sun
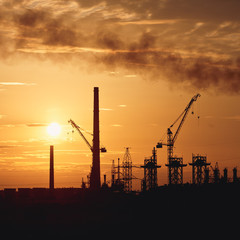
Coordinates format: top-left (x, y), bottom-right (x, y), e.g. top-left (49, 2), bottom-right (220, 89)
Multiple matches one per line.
top-left (47, 122), bottom-right (61, 137)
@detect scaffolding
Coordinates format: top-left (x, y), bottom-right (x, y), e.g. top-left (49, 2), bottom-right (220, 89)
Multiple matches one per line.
top-left (211, 162), bottom-right (220, 183)
top-left (141, 147), bottom-right (161, 191)
top-left (111, 158), bottom-right (124, 191)
top-left (189, 154), bottom-right (210, 184)
top-left (222, 168), bottom-right (228, 183)
top-left (233, 167), bottom-right (238, 183)
top-left (122, 148), bottom-right (132, 192)
top-left (166, 156), bottom-right (186, 184)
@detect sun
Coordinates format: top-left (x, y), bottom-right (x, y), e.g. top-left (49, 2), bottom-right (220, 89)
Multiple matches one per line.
top-left (47, 122), bottom-right (61, 137)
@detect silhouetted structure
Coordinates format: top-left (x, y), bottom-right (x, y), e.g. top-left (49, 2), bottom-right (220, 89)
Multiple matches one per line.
top-left (1, 184), bottom-right (240, 238)
top-left (90, 87), bottom-right (101, 189)
top-left (69, 88), bottom-right (103, 189)
top-left (111, 159), bottom-right (116, 184)
top-left (204, 167), bottom-right (210, 184)
top-left (233, 167), bottom-right (238, 183)
top-left (122, 147), bottom-right (132, 192)
top-left (156, 93), bottom-right (200, 185)
top-left (166, 156), bottom-right (187, 184)
top-left (141, 147), bottom-right (161, 191)
top-left (189, 154), bottom-right (210, 184)
top-left (211, 162), bottom-right (220, 183)
top-left (102, 175), bottom-right (108, 189)
top-left (49, 145), bottom-right (54, 190)
top-left (111, 158), bottom-right (124, 191)
top-left (222, 168), bottom-right (228, 183)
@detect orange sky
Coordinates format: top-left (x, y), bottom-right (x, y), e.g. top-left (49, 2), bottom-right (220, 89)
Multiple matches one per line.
top-left (0, 0), bottom-right (240, 190)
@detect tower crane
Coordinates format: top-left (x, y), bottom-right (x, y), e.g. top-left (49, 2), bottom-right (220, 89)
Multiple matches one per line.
top-left (156, 93), bottom-right (200, 157)
top-left (68, 119), bottom-right (107, 153)
top-left (156, 93), bottom-right (200, 184)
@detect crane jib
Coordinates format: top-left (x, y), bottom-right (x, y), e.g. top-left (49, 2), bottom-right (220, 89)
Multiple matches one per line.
top-left (68, 119), bottom-right (107, 153)
top-left (156, 93), bottom-right (200, 148)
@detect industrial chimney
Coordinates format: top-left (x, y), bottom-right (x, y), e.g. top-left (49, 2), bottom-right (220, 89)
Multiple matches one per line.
top-left (90, 87), bottom-right (101, 189)
top-left (49, 145), bottom-right (54, 190)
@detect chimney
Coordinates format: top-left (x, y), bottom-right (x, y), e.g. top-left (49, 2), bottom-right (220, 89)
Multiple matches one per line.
top-left (90, 87), bottom-right (101, 189)
top-left (49, 145), bottom-right (54, 190)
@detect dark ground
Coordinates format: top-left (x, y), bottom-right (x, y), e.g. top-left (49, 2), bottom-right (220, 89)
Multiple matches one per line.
top-left (0, 184), bottom-right (239, 238)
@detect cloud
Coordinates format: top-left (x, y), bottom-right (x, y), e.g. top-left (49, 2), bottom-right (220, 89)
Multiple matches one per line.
top-left (97, 47), bottom-right (240, 93)
top-left (0, 82), bottom-right (36, 86)
top-left (155, 0), bottom-right (240, 22)
top-left (222, 115), bottom-right (240, 121)
top-left (26, 123), bottom-right (48, 127)
top-left (203, 115), bottom-right (214, 119)
top-left (22, 153), bottom-right (48, 159)
top-left (124, 75), bottom-right (137, 78)
top-left (100, 108), bottom-right (113, 111)
top-left (54, 149), bottom-right (91, 156)
top-left (111, 124), bottom-right (122, 127)
top-left (0, 0), bottom-right (239, 94)
top-left (0, 156), bottom-right (26, 160)
top-left (118, 19), bottom-right (180, 25)
top-left (203, 115), bottom-right (240, 121)
top-left (0, 140), bottom-right (19, 143)
top-left (0, 145), bottom-right (15, 148)
top-left (0, 124), bottom-right (20, 128)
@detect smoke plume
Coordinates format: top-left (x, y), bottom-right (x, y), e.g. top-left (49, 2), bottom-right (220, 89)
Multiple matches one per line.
top-left (0, 0), bottom-right (239, 94)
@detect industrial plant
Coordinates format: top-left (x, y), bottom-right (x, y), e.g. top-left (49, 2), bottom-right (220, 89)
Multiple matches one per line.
top-left (1, 88), bottom-right (240, 193)
top-left (0, 87), bottom-right (239, 237)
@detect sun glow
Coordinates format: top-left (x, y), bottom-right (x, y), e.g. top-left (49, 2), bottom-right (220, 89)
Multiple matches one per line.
top-left (47, 122), bottom-right (61, 137)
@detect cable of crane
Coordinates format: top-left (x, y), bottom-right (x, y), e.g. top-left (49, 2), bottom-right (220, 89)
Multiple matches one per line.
top-left (78, 127), bottom-right (93, 136)
top-left (170, 108), bottom-right (186, 128)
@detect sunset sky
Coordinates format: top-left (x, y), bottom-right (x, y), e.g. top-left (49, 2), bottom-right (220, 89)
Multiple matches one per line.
top-left (0, 0), bottom-right (240, 190)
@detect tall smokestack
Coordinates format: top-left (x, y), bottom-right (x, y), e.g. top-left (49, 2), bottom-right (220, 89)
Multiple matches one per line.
top-left (49, 145), bottom-right (54, 190)
top-left (90, 87), bottom-right (101, 189)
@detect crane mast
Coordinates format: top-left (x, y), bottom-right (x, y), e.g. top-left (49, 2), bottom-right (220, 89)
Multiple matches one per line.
top-left (167, 93), bottom-right (200, 160)
top-left (157, 93), bottom-right (200, 184)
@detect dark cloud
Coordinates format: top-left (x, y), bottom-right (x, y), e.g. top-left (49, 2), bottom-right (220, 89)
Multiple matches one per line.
top-left (0, 0), bottom-right (239, 94)
top-left (96, 45), bottom-right (240, 93)
top-left (154, 0), bottom-right (240, 22)
top-left (75, 0), bottom-right (240, 22)
top-left (14, 8), bottom-right (49, 27)
top-left (134, 32), bottom-right (157, 50)
top-left (13, 8), bottom-right (83, 47)
top-left (96, 31), bottom-right (124, 50)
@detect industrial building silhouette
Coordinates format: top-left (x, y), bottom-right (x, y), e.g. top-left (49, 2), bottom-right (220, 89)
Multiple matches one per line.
top-left (1, 87), bottom-right (239, 237)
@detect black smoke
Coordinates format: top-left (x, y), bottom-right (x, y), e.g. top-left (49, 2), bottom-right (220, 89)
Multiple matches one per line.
top-left (0, 1), bottom-right (239, 94)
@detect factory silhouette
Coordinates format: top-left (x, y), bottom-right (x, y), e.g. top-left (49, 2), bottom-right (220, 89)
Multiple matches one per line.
top-left (1, 87), bottom-right (239, 237)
